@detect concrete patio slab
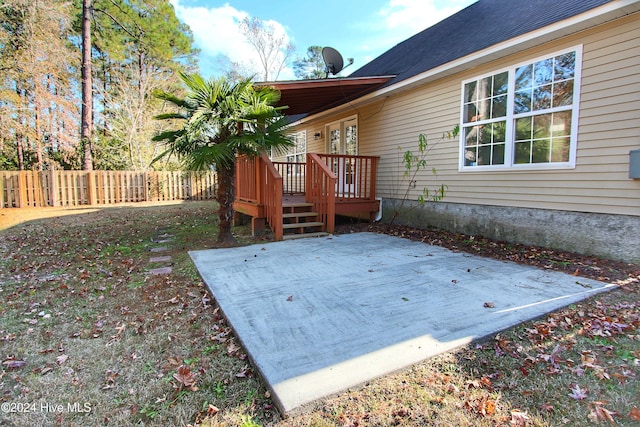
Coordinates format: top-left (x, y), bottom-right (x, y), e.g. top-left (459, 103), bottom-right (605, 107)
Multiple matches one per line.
top-left (189, 232), bottom-right (613, 415)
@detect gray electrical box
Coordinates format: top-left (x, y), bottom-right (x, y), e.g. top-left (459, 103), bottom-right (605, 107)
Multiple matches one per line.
top-left (630, 149), bottom-right (640, 179)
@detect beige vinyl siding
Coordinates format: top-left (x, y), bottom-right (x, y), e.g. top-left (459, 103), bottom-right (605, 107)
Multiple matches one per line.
top-left (358, 12), bottom-right (640, 217)
top-left (289, 12), bottom-right (639, 216)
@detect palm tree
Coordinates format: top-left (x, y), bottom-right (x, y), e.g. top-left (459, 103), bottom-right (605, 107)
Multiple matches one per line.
top-left (153, 73), bottom-right (292, 245)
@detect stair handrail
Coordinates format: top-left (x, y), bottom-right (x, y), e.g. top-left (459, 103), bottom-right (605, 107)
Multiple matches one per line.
top-left (235, 155), bottom-right (258, 203)
top-left (260, 151), bottom-right (284, 240)
top-left (318, 153), bottom-right (379, 201)
top-left (306, 153), bottom-right (336, 234)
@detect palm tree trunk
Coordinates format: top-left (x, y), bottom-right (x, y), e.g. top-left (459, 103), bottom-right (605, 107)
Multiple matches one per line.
top-left (216, 161), bottom-right (237, 246)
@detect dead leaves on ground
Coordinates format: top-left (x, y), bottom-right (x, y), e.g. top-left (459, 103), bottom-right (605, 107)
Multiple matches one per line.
top-left (173, 365), bottom-right (199, 391)
top-left (463, 289), bottom-right (640, 425)
top-left (2, 356), bottom-right (27, 370)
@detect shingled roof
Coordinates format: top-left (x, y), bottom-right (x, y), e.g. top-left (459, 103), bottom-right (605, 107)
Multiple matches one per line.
top-left (349, 0), bottom-right (614, 86)
top-left (264, 0), bottom-right (638, 117)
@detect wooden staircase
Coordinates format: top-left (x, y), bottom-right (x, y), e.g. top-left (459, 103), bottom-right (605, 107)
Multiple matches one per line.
top-left (282, 202), bottom-right (329, 240)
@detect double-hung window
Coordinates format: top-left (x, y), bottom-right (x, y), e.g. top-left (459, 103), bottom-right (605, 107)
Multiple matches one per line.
top-left (460, 47), bottom-right (581, 170)
top-left (286, 131), bottom-right (307, 164)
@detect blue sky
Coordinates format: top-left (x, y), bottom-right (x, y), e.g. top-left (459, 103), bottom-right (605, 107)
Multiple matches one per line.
top-left (170, 0), bottom-right (477, 80)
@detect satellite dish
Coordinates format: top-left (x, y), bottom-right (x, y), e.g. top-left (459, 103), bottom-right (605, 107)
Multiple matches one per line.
top-left (322, 47), bottom-right (344, 76)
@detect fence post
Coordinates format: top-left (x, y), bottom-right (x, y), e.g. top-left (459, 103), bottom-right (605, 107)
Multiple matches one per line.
top-left (189, 172), bottom-right (196, 200)
top-left (49, 168), bottom-right (58, 207)
top-left (87, 171), bottom-right (97, 205)
top-left (143, 172), bottom-right (149, 202)
top-left (0, 172), bottom-right (4, 208)
top-left (17, 171), bottom-right (27, 208)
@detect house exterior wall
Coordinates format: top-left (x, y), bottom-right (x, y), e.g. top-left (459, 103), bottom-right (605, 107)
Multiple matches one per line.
top-left (288, 12), bottom-right (640, 262)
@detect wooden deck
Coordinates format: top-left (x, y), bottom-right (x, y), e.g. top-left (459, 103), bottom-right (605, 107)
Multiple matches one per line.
top-left (234, 153), bottom-right (380, 240)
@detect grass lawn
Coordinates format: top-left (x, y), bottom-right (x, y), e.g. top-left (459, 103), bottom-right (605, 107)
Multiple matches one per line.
top-left (1, 201), bottom-right (638, 426)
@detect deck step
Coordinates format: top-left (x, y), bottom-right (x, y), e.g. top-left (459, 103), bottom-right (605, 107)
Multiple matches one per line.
top-left (282, 211), bottom-right (318, 219)
top-left (283, 202), bottom-right (314, 208)
top-left (282, 232), bottom-right (330, 240)
top-left (282, 221), bottom-right (324, 230)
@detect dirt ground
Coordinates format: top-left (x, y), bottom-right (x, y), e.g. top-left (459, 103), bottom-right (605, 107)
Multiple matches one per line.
top-left (0, 201), bottom-right (188, 231)
top-left (2, 203), bottom-right (638, 426)
top-left (3, 204), bottom-right (638, 281)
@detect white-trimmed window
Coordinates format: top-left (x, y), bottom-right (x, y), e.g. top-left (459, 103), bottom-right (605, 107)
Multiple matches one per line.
top-left (460, 46), bottom-right (582, 170)
top-left (286, 131), bottom-right (307, 164)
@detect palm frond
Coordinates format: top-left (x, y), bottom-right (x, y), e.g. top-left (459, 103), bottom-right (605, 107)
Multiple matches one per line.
top-left (152, 129), bottom-right (184, 142)
top-left (153, 72), bottom-right (291, 171)
top-left (187, 144), bottom-right (235, 170)
top-left (154, 112), bottom-right (188, 121)
top-left (153, 89), bottom-right (189, 108)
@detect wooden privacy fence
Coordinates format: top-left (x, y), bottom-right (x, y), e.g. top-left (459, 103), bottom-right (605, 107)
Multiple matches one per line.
top-left (0, 170), bottom-right (217, 208)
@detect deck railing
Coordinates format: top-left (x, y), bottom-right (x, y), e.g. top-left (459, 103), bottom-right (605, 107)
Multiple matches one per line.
top-left (273, 162), bottom-right (305, 194)
top-left (235, 153), bottom-right (284, 239)
top-left (235, 155), bottom-right (260, 204)
top-left (261, 153), bottom-right (284, 240)
top-left (306, 153), bottom-right (336, 234)
top-left (317, 154), bottom-right (378, 202)
top-left (235, 153), bottom-right (378, 238)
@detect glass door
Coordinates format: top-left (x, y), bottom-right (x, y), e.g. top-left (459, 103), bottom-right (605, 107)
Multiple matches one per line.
top-left (327, 117), bottom-right (357, 195)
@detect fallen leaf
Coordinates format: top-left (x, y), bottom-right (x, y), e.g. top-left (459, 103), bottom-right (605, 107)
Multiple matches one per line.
top-left (167, 357), bottom-right (181, 366)
top-left (235, 366), bottom-right (253, 378)
top-left (173, 365), bottom-right (198, 391)
top-left (588, 401), bottom-right (617, 424)
top-left (103, 369), bottom-right (119, 389)
top-left (108, 323), bottom-right (126, 344)
top-left (480, 376), bottom-right (493, 390)
top-left (286, 295), bottom-right (293, 301)
top-left (446, 383), bottom-right (460, 394)
top-left (510, 410), bottom-right (530, 426)
top-left (56, 354), bottom-right (69, 365)
top-left (568, 384), bottom-right (587, 400)
top-left (628, 407), bottom-right (640, 421)
top-left (465, 396), bottom-right (496, 416)
top-left (226, 341), bottom-right (241, 355)
top-left (2, 359), bottom-right (26, 370)
top-left (483, 302), bottom-right (495, 308)
top-left (540, 402), bottom-right (554, 412)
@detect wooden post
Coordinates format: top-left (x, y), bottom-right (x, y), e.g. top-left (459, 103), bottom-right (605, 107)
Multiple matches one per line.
top-left (370, 156), bottom-right (378, 200)
top-left (189, 172), bottom-right (196, 200)
top-left (87, 171), bottom-right (97, 205)
top-left (143, 172), bottom-right (149, 202)
top-left (17, 171), bottom-right (27, 208)
top-left (255, 156), bottom-right (262, 205)
top-left (49, 168), bottom-right (58, 207)
top-left (0, 172), bottom-right (5, 208)
top-left (38, 170), bottom-right (46, 207)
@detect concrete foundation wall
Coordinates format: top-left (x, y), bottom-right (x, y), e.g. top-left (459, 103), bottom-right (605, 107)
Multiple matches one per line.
top-left (382, 199), bottom-right (640, 264)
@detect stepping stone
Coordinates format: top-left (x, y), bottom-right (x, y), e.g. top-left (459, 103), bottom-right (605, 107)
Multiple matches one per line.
top-left (150, 246), bottom-right (169, 253)
top-left (149, 256), bottom-right (171, 263)
top-left (148, 266), bottom-right (172, 275)
top-left (151, 237), bottom-right (174, 243)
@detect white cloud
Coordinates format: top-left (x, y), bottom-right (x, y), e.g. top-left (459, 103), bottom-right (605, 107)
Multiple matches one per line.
top-left (170, 0), bottom-right (295, 80)
top-left (378, 0), bottom-right (468, 39)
